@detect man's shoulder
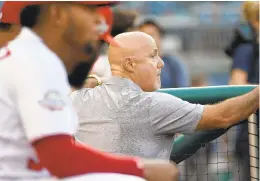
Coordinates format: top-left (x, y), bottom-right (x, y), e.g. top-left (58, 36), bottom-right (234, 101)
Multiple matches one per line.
top-left (144, 91), bottom-right (183, 106)
top-left (148, 91), bottom-right (179, 99)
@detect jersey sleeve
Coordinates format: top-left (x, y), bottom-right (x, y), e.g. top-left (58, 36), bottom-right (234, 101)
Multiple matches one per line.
top-left (148, 92), bottom-right (204, 134)
top-left (14, 55), bottom-right (77, 142)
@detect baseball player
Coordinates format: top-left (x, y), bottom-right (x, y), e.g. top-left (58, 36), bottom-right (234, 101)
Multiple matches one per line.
top-left (0, 1), bottom-right (178, 181)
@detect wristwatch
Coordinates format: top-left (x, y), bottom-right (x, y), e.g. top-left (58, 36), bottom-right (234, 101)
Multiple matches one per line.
top-left (85, 74), bottom-right (102, 86)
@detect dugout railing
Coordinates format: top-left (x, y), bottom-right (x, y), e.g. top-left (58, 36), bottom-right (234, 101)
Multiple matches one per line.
top-left (158, 85), bottom-right (259, 181)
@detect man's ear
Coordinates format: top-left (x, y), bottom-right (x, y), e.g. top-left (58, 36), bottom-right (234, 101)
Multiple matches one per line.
top-left (48, 3), bottom-right (69, 28)
top-left (124, 57), bottom-right (136, 72)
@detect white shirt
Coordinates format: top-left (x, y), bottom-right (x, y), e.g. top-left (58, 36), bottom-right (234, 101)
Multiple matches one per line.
top-left (0, 28), bottom-right (77, 180)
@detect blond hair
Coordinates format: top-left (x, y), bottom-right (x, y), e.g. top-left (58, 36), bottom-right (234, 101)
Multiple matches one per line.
top-left (242, 1), bottom-right (259, 22)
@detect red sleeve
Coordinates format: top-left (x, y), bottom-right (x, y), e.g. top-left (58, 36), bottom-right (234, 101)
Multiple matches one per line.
top-left (30, 134), bottom-right (144, 178)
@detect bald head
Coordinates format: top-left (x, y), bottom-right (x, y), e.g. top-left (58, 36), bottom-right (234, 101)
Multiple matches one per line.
top-left (107, 31), bottom-right (164, 92)
top-left (108, 31), bottom-right (157, 67)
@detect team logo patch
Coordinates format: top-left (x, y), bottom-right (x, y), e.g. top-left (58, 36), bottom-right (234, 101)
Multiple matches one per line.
top-left (39, 91), bottom-right (65, 111)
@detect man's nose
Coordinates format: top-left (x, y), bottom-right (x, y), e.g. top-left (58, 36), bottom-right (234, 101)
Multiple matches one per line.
top-left (158, 57), bottom-right (164, 68)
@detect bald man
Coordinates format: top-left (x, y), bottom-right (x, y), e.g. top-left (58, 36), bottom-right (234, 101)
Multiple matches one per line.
top-left (71, 32), bottom-right (259, 160)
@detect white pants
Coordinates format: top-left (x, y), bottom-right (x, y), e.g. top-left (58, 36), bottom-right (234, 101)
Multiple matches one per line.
top-left (34, 173), bottom-right (146, 181)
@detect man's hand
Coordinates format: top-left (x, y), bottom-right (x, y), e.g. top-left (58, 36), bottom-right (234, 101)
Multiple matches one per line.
top-left (84, 77), bottom-right (99, 88)
top-left (142, 159), bottom-right (179, 181)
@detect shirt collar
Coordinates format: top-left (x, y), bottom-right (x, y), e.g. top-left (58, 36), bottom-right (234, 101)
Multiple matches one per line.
top-left (104, 76), bottom-right (143, 92)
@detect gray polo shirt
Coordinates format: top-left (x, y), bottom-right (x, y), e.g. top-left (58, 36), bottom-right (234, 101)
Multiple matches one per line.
top-left (71, 76), bottom-right (204, 159)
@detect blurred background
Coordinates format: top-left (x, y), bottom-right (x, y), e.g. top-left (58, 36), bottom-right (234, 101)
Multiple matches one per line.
top-left (112, 1), bottom-right (248, 87)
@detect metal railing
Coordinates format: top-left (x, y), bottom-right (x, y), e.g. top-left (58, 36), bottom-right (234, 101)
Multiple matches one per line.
top-left (248, 114), bottom-right (259, 181)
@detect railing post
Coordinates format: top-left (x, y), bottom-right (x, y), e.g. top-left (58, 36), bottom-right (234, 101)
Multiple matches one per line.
top-left (248, 114), bottom-right (259, 181)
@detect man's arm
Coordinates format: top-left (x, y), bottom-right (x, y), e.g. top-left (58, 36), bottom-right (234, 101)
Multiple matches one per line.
top-left (196, 86), bottom-right (259, 130)
top-left (149, 87), bottom-right (258, 134)
top-left (229, 69), bottom-right (248, 85)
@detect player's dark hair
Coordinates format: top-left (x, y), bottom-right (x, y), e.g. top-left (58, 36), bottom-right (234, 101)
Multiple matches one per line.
top-left (0, 22), bottom-right (12, 31)
top-left (20, 5), bottom-right (41, 28)
top-left (137, 19), bottom-right (165, 37)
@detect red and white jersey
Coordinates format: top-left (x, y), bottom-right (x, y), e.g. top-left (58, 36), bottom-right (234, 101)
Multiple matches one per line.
top-left (0, 27), bottom-right (78, 180)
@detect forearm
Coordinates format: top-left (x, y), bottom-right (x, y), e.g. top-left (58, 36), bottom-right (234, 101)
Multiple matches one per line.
top-left (84, 74), bottom-right (102, 88)
top-left (215, 87), bottom-right (259, 127)
top-left (229, 69), bottom-right (248, 85)
top-left (229, 79), bottom-right (247, 85)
